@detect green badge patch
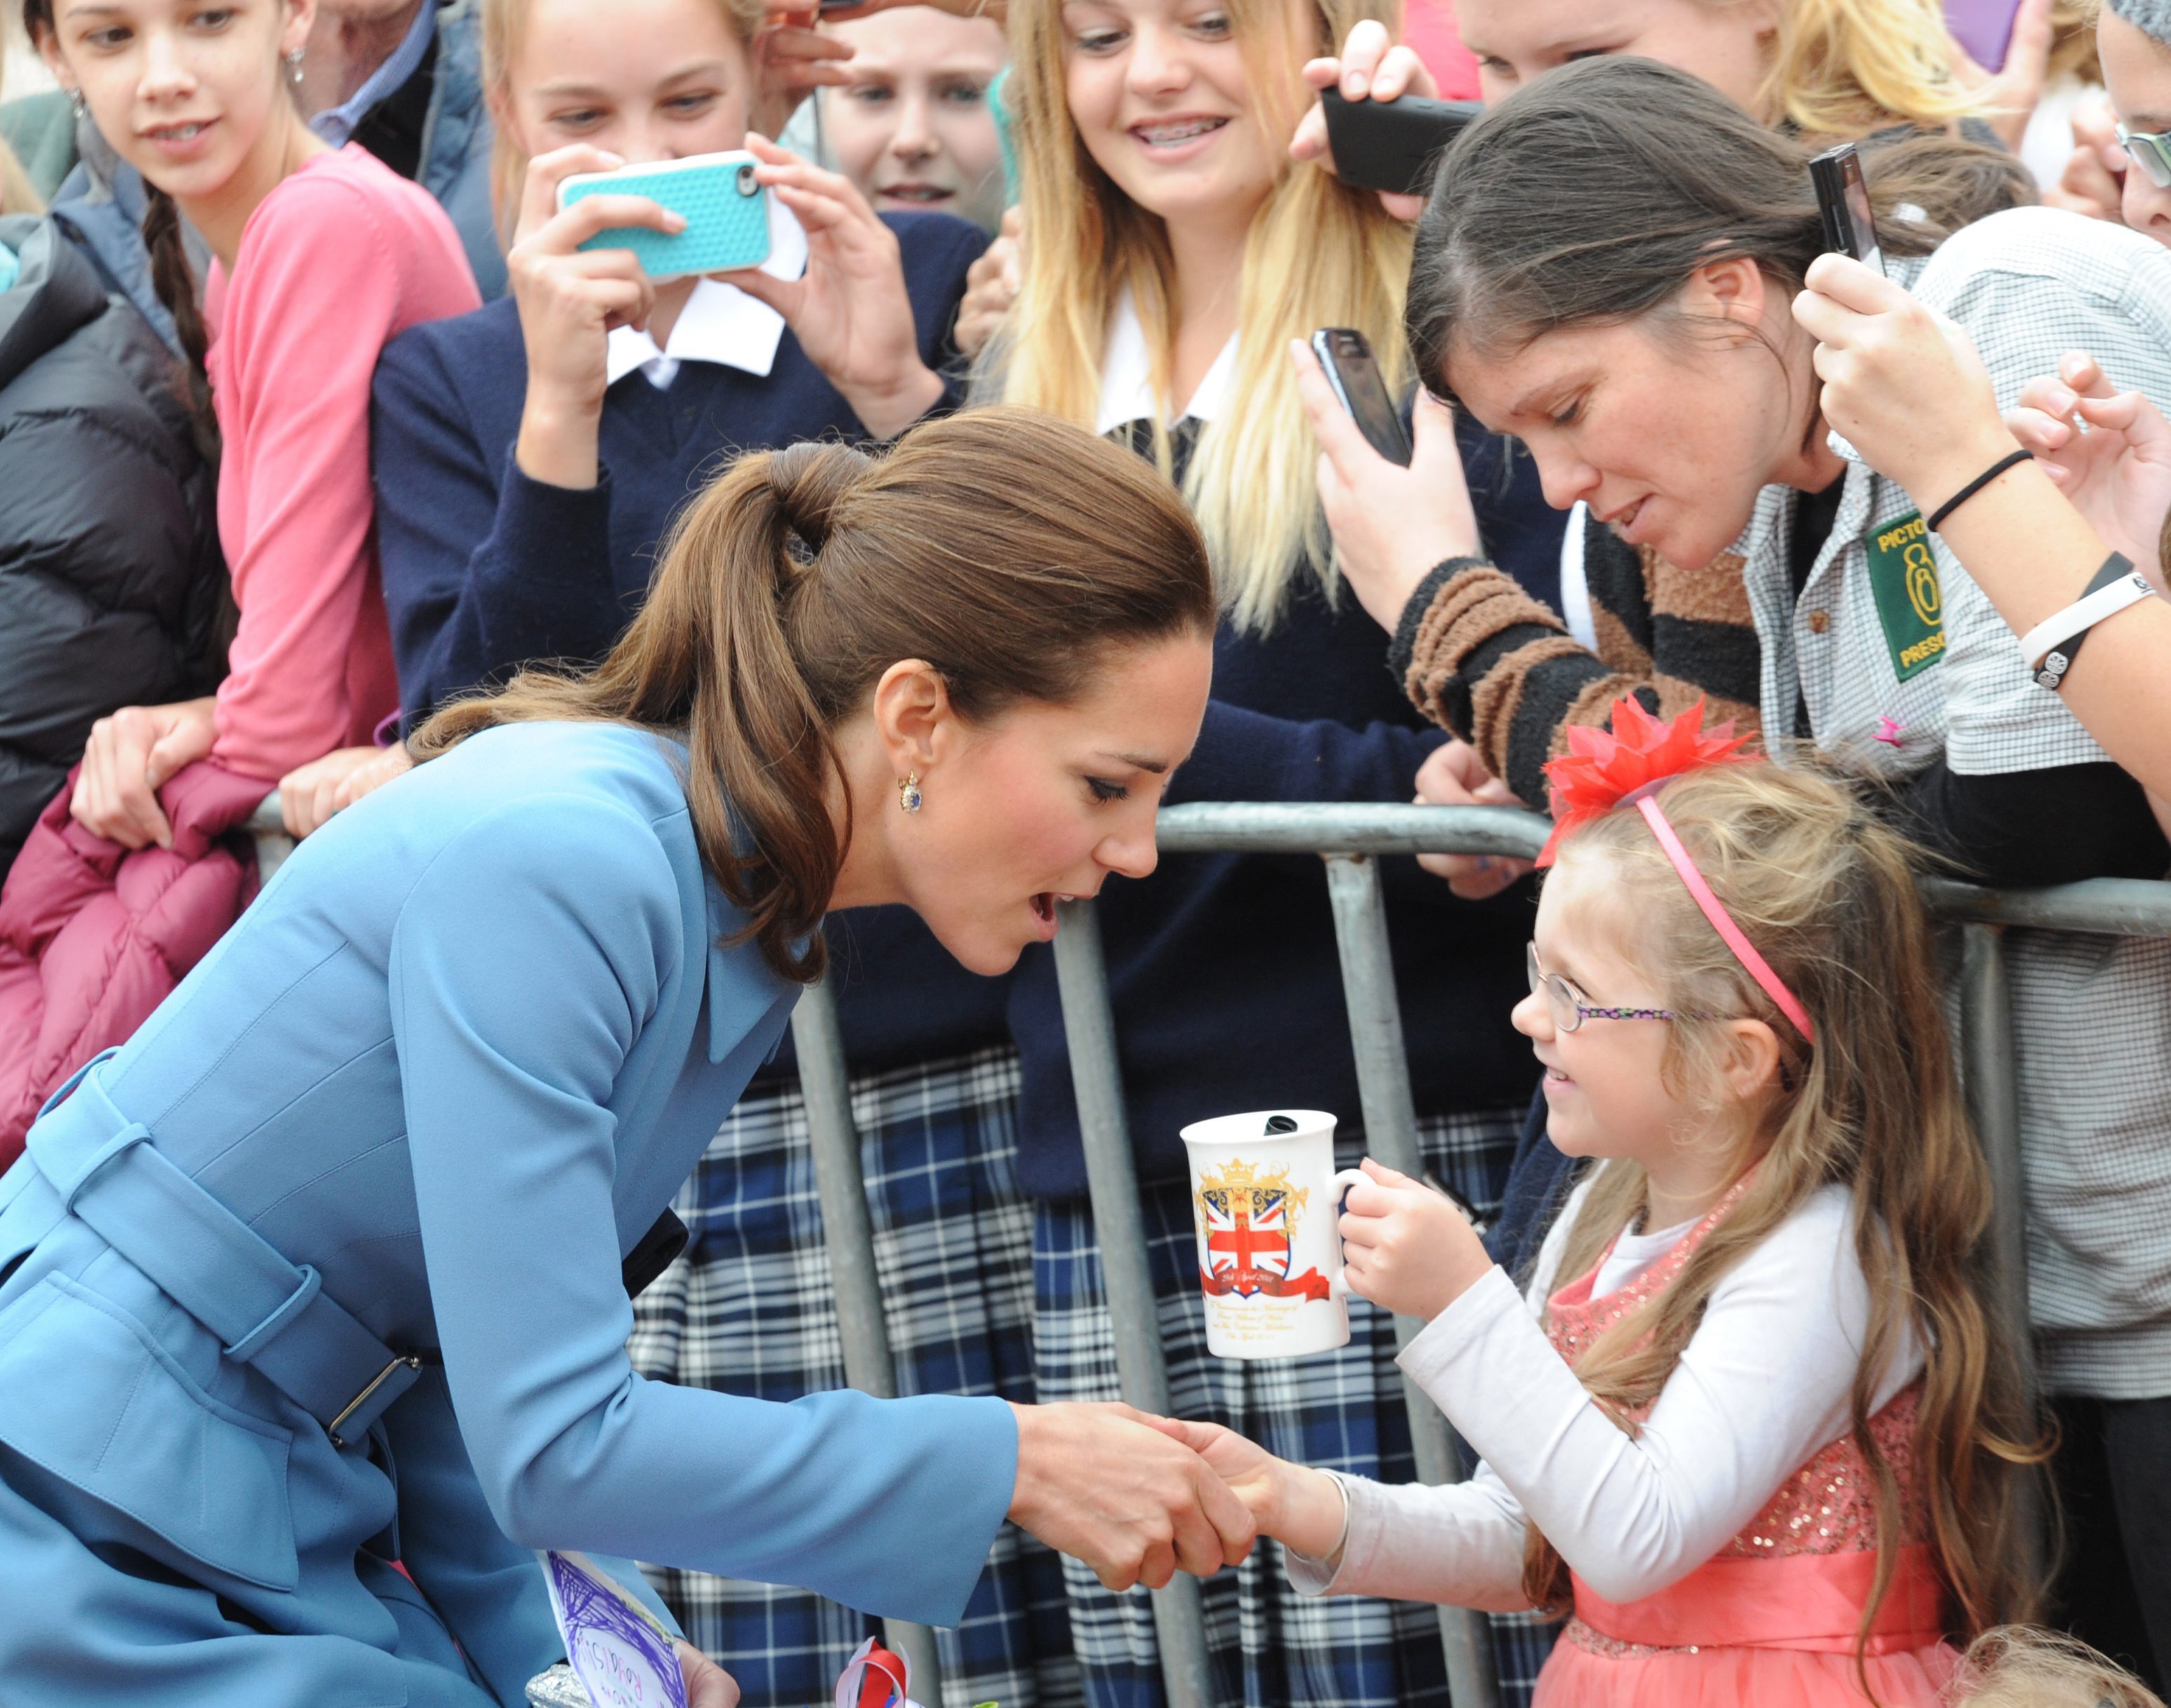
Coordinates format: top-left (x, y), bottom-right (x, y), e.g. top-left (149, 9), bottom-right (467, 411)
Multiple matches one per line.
top-left (1862, 510), bottom-right (1945, 680)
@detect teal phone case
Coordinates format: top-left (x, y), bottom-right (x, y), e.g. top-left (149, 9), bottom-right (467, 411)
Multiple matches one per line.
top-left (560, 152), bottom-right (772, 280)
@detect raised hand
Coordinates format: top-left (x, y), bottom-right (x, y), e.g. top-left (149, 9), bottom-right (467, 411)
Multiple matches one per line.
top-left (2043, 95), bottom-right (2123, 222)
top-left (506, 146), bottom-right (677, 489)
top-left (1793, 252), bottom-right (2015, 510)
top-left (1006, 1401), bottom-right (1257, 1590)
top-left (1287, 18), bottom-right (1435, 220)
top-left (751, 20), bottom-right (855, 140)
top-left (1290, 339), bottom-right (1479, 632)
top-left (1339, 1157), bottom-right (1492, 1321)
top-left (1950, 0), bottom-right (2055, 151)
top-left (723, 135), bottom-right (945, 440)
top-left (70, 696), bottom-right (218, 850)
top-left (2006, 352), bottom-right (2171, 583)
top-left (956, 204), bottom-right (1021, 360)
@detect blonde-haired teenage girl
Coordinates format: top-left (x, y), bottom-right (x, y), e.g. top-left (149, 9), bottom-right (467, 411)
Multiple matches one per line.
top-left (1000, 0), bottom-right (1416, 630)
top-left (982, 0), bottom-right (1562, 1700)
top-left (1175, 721), bottom-right (2038, 1707)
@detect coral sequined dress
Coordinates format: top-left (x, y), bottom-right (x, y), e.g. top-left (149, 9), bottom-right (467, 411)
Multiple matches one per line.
top-left (1531, 1192), bottom-right (1962, 1707)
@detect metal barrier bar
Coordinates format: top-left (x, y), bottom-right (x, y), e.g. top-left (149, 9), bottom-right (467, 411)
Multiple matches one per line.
top-left (1957, 925), bottom-right (2044, 1584)
top-left (792, 978), bottom-right (948, 1705)
top-left (1052, 899), bottom-right (1216, 1708)
top-left (1323, 855), bottom-right (1502, 1707)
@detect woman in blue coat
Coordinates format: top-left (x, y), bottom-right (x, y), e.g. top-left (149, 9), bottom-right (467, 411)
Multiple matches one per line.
top-left (0, 409), bottom-right (1247, 1708)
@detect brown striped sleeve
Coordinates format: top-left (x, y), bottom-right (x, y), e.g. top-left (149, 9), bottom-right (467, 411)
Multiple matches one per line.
top-left (1388, 519), bottom-right (1766, 810)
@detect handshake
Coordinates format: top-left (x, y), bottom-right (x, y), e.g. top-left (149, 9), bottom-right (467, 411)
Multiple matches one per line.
top-left (1007, 1160), bottom-right (1492, 1585)
top-left (1004, 1402), bottom-right (1361, 1585)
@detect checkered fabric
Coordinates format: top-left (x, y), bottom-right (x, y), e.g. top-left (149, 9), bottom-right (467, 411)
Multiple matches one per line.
top-left (1033, 1102), bottom-right (1558, 1708)
top-left (629, 1047), bottom-right (1081, 1708)
top-left (1731, 208), bottom-right (2171, 1399)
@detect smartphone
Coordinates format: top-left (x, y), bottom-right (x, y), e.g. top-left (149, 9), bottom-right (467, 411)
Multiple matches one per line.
top-left (1311, 328), bottom-right (1414, 466)
top-left (557, 151), bottom-right (772, 280)
top-left (1944, 0), bottom-right (2027, 72)
top-left (1320, 87), bottom-right (1482, 199)
top-left (1809, 142), bottom-right (1884, 276)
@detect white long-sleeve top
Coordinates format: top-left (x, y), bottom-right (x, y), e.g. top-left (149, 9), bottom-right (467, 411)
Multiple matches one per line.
top-left (1287, 1179), bottom-right (1921, 1609)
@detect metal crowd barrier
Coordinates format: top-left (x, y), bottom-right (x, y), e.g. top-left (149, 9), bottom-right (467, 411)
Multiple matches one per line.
top-left (249, 792), bottom-right (2171, 1708)
top-left (793, 802), bottom-right (2171, 1708)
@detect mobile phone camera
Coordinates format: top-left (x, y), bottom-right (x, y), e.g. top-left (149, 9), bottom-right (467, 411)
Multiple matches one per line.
top-left (735, 162), bottom-right (759, 197)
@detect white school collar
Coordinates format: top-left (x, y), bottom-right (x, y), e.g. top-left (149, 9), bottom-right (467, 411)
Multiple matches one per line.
top-left (1093, 287), bottom-right (1239, 435)
top-left (604, 197), bottom-right (813, 388)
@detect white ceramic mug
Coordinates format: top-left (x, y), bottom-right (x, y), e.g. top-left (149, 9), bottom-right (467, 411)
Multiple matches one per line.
top-left (1179, 1109), bottom-right (1365, 1360)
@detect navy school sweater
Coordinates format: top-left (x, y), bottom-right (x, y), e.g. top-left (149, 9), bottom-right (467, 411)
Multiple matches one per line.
top-left (370, 210), bottom-right (998, 1077)
top-left (1006, 417), bottom-right (1564, 1198)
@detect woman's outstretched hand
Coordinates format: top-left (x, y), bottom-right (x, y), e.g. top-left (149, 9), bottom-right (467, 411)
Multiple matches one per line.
top-left (1291, 341), bottom-right (1479, 633)
top-left (1007, 1401), bottom-right (1256, 1590)
top-left (1287, 18), bottom-right (1435, 220)
top-left (2006, 352), bottom-right (2171, 583)
top-left (1339, 1158), bottom-right (1492, 1320)
top-left (1792, 252), bottom-right (2015, 512)
top-left (723, 135), bottom-right (945, 440)
top-left (1142, 1416), bottom-right (1350, 1561)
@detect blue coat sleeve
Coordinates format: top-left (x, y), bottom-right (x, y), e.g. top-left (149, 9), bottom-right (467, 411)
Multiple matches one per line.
top-left (384, 794), bottom-right (1018, 1627)
top-left (372, 328), bottom-right (625, 731)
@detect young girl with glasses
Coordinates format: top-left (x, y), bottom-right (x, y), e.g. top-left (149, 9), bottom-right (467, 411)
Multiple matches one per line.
top-left (1168, 703), bottom-right (2038, 1707)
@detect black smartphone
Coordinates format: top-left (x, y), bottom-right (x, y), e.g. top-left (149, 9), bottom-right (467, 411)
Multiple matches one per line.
top-left (1310, 328), bottom-right (1414, 466)
top-left (1320, 87), bottom-right (1482, 199)
top-left (1809, 142), bottom-right (1885, 275)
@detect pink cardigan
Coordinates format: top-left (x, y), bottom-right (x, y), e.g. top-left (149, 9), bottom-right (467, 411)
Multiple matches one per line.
top-left (0, 148), bottom-right (480, 1156)
top-left (205, 143), bottom-right (481, 780)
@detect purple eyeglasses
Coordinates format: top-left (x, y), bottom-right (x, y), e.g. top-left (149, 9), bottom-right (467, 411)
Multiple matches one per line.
top-left (1526, 943), bottom-right (1677, 1033)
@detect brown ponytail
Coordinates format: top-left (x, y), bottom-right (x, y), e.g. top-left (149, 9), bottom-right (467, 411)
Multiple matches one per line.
top-left (410, 407), bottom-right (1218, 981)
top-left (142, 183), bottom-right (220, 467)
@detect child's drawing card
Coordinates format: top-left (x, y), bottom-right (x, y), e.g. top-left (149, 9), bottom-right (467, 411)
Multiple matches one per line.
top-left (541, 1550), bottom-right (687, 1708)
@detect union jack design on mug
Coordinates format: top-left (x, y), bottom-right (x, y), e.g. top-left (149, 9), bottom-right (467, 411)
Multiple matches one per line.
top-left (1196, 1159), bottom-right (1330, 1301)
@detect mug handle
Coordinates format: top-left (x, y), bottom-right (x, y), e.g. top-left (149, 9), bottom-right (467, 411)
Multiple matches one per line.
top-left (1325, 1166), bottom-right (1369, 1301)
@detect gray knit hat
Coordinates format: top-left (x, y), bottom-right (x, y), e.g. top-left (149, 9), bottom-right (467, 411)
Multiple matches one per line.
top-left (2108, 0), bottom-right (2171, 47)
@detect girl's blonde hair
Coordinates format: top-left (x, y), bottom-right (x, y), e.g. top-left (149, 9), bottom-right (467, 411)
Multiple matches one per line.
top-left (994, 0), bottom-right (1414, 634)
top-left (1740, 0), bottom-right (1988, 136)
top-left (1949, 1626), bottom-right (2165, 1707)
top-left (1524, 763), bottom-right (2041, 1662)
top-left (479, 0), bottom-right (765, 238)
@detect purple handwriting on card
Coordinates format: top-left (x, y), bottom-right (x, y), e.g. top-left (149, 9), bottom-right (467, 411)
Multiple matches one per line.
top-left (542, 1551), bottom-right (688, 1708)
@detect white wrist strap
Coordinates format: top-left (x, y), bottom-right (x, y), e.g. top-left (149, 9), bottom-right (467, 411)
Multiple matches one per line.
top-left (2017, 571), bottom-right (2159, 676)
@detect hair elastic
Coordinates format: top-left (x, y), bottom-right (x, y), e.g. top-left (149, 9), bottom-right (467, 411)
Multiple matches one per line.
top-left (1927, 449), bottom-right (2033, 535)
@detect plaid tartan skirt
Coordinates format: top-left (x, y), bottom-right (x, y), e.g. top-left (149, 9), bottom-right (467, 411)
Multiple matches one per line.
top-left (1032, 1102), bottom-right (1559, 1708)
top-left (630, 1045), bottom-right (1081, 1708)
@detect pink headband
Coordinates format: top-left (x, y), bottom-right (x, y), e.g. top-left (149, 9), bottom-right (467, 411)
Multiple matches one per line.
top-left (1536, 700), bottom-right (1817, 1047)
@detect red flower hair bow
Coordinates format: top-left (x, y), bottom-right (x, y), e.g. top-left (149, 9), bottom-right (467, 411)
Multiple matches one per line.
top-left (1535, 698), bottom-right (1754, 869)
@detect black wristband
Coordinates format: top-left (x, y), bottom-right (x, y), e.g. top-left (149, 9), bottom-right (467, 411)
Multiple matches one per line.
top-left (2033, 552), bottom-right (2139, 691)
top-left (1927, 449), bottom-right (2034, 534)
